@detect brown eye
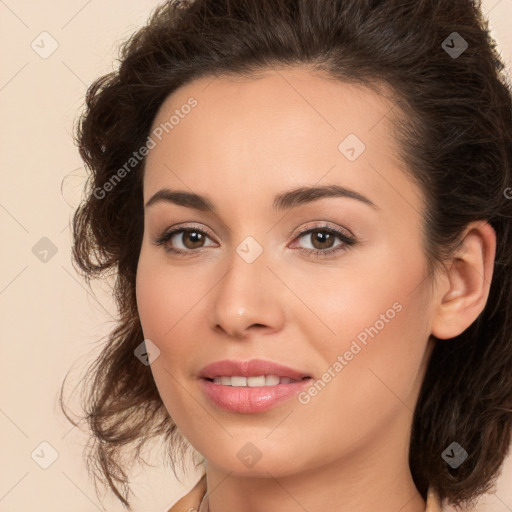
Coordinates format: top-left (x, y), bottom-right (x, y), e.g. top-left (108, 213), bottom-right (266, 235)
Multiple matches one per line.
top-left (308, 229), bottom-right (337, 250)
top-left (293, 225), bottom-right (357, 258)
top-left (178, 229), bottom-right (207, 249)
top-left (153, 226), bottom-right (217, 255)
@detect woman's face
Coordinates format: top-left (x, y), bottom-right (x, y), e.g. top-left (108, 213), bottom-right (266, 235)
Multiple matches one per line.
top-left (136, 67), bottom-right (437, 477)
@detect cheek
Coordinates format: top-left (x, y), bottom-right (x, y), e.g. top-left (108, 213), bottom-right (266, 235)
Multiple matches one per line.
top-left (136, 250), bottom-right (204, 343)
top-left (135, 257), bottom-right (197, 419)
top-left (293, 245), bottom-right (431, 415)
top-left (135, 252), bottom-right (215, 394)
top-left (135, 256), bottom-right (202, 425)
top-left (287, 248), bottom-right (422, 355)
top-left (314, 297), bottom-right (429, 456)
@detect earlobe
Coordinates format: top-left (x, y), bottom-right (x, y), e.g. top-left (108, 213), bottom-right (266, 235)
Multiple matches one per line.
top-left (430, 221), bottom-right (496, 340)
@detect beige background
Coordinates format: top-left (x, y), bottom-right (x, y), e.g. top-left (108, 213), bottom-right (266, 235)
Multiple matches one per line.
top-left (1, 1), bottom-right (511, 511)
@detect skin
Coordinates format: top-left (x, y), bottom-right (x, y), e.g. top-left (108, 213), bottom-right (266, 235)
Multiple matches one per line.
top-left (135, 67), bottom-right (496, 512)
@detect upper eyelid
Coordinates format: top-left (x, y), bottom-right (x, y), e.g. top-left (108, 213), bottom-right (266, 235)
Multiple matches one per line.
top-left (167, 223), bottom-right (217, 241)
top-left (295, 221), bottom-right (354, 238)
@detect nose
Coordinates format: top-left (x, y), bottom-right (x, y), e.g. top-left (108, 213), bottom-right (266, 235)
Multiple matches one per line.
top-left (210, 249), bottom-right (286, 339)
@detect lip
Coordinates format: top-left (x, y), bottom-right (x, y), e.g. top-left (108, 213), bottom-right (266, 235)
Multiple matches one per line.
top-left (198, 359), bottom-right (313, 414)
top-left (200, 377), bottom-right (313, 413)
top-left (198, 358), bottom-right (312, 380)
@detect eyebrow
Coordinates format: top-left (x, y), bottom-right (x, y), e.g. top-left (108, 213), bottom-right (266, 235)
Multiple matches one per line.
top-left (145, 184), bottom-right (379, 212)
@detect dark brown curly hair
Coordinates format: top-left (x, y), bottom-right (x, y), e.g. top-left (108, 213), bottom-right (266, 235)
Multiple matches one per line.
top-left (59, 0), bottom-right (512, 510)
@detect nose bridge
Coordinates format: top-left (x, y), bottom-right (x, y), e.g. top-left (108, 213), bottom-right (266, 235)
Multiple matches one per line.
top-left (211, 240), bottom-right (284, 337)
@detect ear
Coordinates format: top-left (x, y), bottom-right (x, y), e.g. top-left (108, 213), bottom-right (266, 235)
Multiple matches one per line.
top-left (431, 221), bottom-right (497, 340)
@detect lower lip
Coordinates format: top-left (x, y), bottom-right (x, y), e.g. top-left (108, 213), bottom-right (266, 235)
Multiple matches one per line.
top-left (200, 378), bottom-right (313, 413)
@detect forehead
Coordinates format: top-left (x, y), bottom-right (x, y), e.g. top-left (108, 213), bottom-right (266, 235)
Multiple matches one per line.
top-left (142, 67), bottom-right (422, 216)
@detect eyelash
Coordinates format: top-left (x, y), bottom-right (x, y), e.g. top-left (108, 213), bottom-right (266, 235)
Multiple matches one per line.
top-left (153, 223), bottom-right (357, 259)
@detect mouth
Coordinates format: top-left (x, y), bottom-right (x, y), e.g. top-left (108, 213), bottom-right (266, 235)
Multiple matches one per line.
top-left (198, 359), bottom-right (314, 413)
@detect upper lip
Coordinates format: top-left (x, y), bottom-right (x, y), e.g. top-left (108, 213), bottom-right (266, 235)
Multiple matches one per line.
top-left (198, 359), bottom-right (312, 380)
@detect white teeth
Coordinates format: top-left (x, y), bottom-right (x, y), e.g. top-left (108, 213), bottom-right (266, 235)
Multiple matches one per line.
top-left (231, 376), bottom-right (247, 387)
top-left (210, 375), bottom-right (298, 386)
top-left (247, 376), bottom-right (265, 387)
top-left (265, 375), bottom-right (280, 386)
